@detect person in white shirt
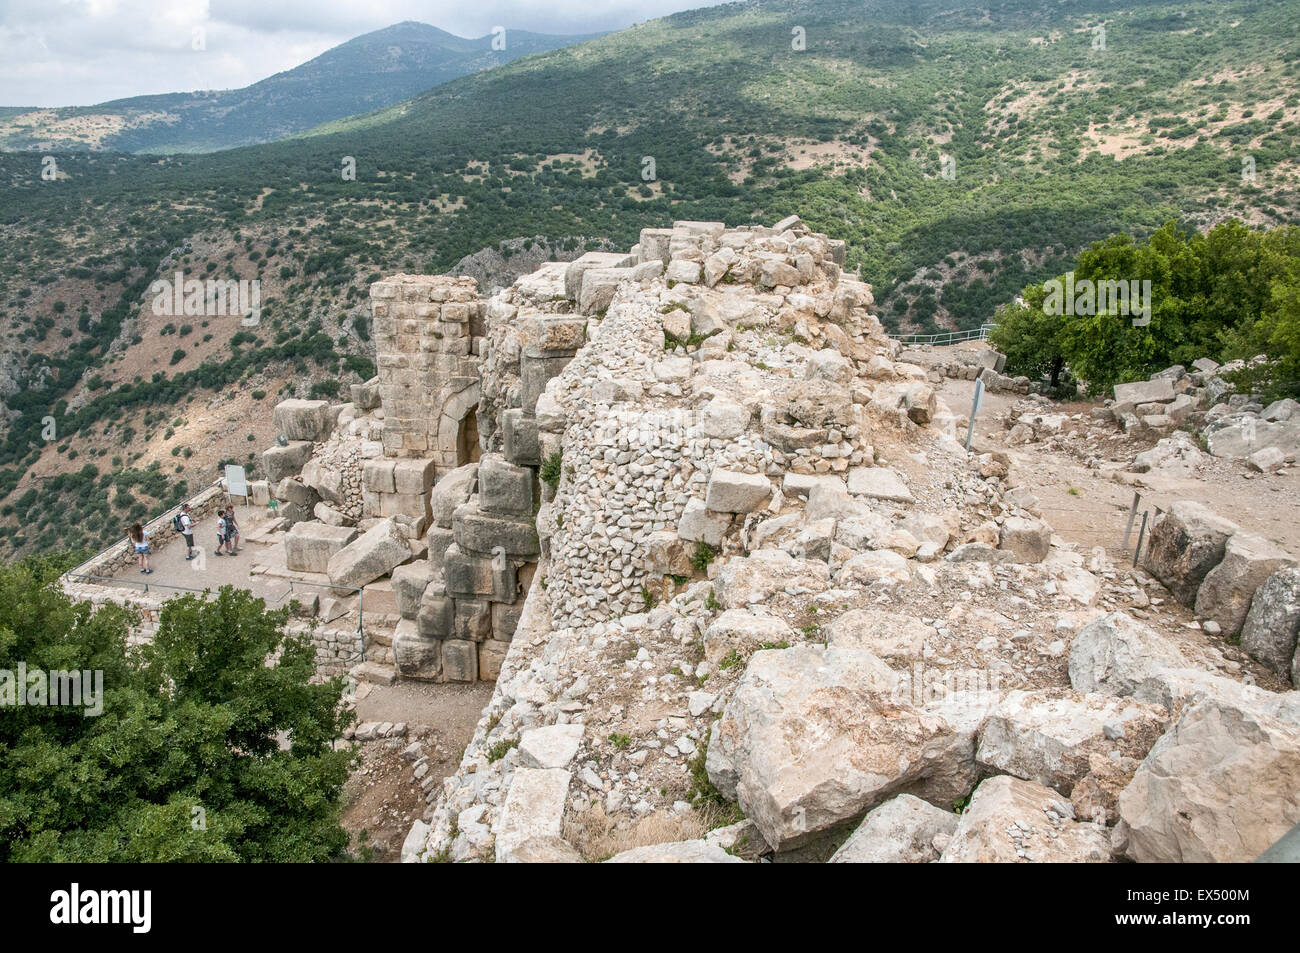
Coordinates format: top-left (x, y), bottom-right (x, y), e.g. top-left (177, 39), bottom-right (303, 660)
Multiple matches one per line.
top-left (180, 504), bottom-right (196, 560)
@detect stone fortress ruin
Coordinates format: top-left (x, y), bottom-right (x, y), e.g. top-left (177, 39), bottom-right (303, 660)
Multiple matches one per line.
top-left (65, 214), bottom-right (1300, 864)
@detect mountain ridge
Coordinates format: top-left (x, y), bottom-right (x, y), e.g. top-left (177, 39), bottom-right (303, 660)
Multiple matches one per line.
top-left (0, 20), bottom-right (603, 154)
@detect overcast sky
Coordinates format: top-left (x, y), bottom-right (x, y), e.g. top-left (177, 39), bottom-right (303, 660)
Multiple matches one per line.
top-left (0, 0), bottom-right (732, 107)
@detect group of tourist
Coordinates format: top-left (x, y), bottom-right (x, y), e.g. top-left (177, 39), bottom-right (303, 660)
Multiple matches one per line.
top-left (126, 503), bottom-right (241, 574)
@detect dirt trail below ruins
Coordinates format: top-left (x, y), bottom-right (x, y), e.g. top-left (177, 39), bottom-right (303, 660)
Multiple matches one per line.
top-left (339, 680), bottom-right (493, 862)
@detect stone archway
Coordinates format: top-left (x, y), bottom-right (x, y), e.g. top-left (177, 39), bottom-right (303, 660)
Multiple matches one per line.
top-left (437, 381), bottom-right (482, 472)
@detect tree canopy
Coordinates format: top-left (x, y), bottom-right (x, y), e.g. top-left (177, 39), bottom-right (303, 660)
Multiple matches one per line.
top-left (991, 219), bottom-right (1300, 397)
top-left (0, 558), bottom-right (355, 862)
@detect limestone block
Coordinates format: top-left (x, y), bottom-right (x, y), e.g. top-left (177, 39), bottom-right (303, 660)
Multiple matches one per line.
top-left (521, 354), bottom-right (574, 414)
top-left (416, 589), bottom-right (455, 640)
top-left (1195, 532), bottom-right (1295, 638)
top-left (393, 622), bottom-right (442, 681)
top-left (478, 639), bottom-right (511, 681)
top-left (390, 560), bottom-right (433, 619)
top-left (442, 638), bottom-right (479, 683)
top-left (1112, 379), bottom-right (1174, 406)
top-left (430, 463), bottom-right (479, 530)
top-left (1140, 501), bottom-right (1239, 605)
top-left (1242, 567), bottom-right (1300, 679)
top-left (847, 466), bottom-right (914, 503)
top-left (273, 398), bottom-right (335, 441)
top-left (285, 522), bottom-right (357, 573)
top-left (998, 517), bottom-right (1052, 564)
top-left (326, 519), bottom-right (411, 589)
top-left (442, 544), bottom-right (518, 603)
top-left (453, 503), bottom-right (540, 558)
top-left (503, 409), bottom-right (541, 466)
top-left (477, 454), bottom-right (535, 518)
top-left (704, 469), bottom-right (771, 513)
top-left (491, 601), bottom-right (524, 642)
top-left (394, 458), bottom-right (437, 495)
top-left (262, 441), bottom-right (314, 483)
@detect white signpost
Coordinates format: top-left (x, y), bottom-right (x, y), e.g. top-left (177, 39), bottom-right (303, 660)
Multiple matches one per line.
top-left (225, 464), bottom-right (248, 503)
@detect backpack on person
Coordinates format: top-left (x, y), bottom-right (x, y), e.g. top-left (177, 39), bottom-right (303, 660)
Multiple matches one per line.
top-left (173, 513), bottom-right (185, 533)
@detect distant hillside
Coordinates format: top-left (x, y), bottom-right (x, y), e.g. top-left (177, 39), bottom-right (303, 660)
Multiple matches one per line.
top-left (0, 21), bottom-right (600, 154)
top-left (0, 0), bottom-right (1297, 559)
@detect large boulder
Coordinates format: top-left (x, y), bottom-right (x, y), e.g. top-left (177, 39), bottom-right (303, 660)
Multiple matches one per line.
top-left (828, 794), bottom-right (958, 863)
top-left (301, 457), bottom-right (345, 505)
top-left (1112, 378), bottom-right (1174, 406)
top-left (1194, 532), bottom-right (1295, 639)
top-left (703, 610), bottom-right (797, 665)
top-left (824, 609), bottom-right (935, 664)
top-left (1206, 417), bottom-right (1300, 458)
top-left (1118, 695), bottom-right (1300, 862)
top-left (938, 775), bottom-right (1111, 863)
top-left (1140, 501), bottom-right (1239, 606)
top-left (1242, 567), bottom-right (1300, 681)
top-left (706, 644), bottom-right (970, 851)
top-left (1068, 612), bottom-right (1192, 698)
top-left (974, 689), bottom-right (1167, 793)
top-left (327, 518), bottom-right (412, 589)
top-left (997, 517), bottom-right (1052, 564)
top-left (390, 560), bottom-right (433, 619)
top-left (713, 549), bottom-right (830, 609)
top-left (273, 398), bottom-right (335, 442)
top-left (429, 463), bottom-right (479, 529)
top-left (262, 440), bottom-right (314, 484)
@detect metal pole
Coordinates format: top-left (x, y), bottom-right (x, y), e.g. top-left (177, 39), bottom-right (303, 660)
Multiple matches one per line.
top-left (965, 378), bottom-right (984, 451)
top-left (1121, 491), bottom-right (1141, 553)
top-left (1133, 510), bottom-right (1150, 568)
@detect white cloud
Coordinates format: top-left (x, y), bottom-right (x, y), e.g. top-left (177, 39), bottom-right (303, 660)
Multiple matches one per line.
top-left (0, 0), bottom-right (729, 107)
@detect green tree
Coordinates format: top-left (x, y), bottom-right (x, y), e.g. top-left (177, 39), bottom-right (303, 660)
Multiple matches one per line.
top-left (0, 568), bottom-right (355, 862)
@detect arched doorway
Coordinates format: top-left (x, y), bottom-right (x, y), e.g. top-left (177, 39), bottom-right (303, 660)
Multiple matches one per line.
top-left (457, 407), bottom-right (481, 466)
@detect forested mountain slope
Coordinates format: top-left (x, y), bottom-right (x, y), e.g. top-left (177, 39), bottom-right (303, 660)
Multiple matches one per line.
top-left (0, 0), bottom-right (1296, 557)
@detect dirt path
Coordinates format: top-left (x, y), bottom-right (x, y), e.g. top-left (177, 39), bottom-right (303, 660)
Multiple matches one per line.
top-left (339, 679), bottom-right (494, 862)
top-left (934, 372), bottom-right (1300, 566)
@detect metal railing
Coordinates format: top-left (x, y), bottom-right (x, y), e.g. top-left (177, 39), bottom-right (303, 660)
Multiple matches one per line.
top-left (62, 479), bottom-right (225, 579)
top-left (892, 324), bottom-right (997, 347)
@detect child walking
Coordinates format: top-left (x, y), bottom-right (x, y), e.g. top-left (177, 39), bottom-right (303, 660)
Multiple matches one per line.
top-left (223, 506), bottom-right (240, 555)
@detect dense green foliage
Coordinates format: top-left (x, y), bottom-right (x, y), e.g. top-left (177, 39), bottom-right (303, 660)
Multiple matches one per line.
top-left (0, 567), bottom-right (356, 861)
top-left (991, 219), bottom-right (1300, 396)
